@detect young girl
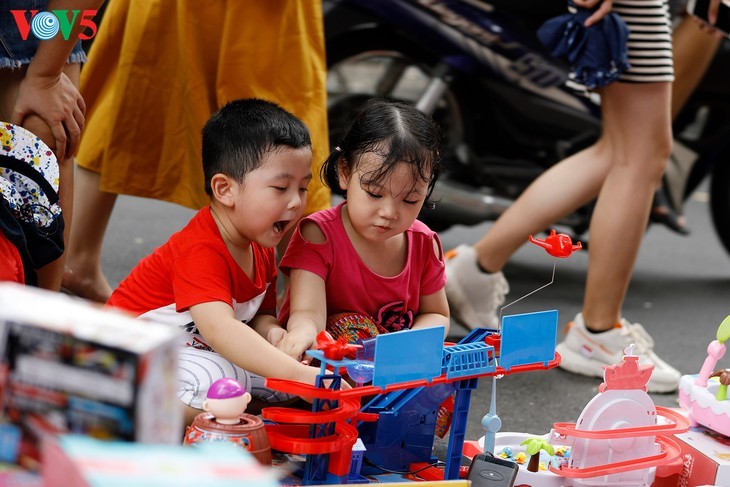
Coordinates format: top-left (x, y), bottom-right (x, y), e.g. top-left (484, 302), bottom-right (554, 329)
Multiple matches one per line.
top-left (277, 99), bottom-right (450, 362)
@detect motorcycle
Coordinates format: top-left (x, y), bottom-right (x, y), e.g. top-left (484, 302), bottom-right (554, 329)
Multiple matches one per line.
top-left (324, 0), bottom-right (730, 255)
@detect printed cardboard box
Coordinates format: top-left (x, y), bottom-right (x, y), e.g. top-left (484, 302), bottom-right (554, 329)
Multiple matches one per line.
top-left (0, 283), bottom-right (183, 460)
top-left (654, 425), bottom-right (730, 487)
top-left (43, 434), bottom-right (279, 487)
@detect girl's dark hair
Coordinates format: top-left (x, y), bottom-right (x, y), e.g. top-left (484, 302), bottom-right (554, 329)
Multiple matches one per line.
top-left (322, 99), bottom-right (442, 209)
top-left (202, 98), bottom-right (311, 195)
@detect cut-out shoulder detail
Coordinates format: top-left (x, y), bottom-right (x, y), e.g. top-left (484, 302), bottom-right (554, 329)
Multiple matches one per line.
top-left (432, 234), bottom-right (444, 261)
top-left (300, 219), bottom-right (326, 244)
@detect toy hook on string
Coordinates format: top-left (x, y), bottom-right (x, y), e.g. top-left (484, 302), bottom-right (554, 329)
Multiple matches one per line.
top-left (498, 230), bottom-right (582, 328)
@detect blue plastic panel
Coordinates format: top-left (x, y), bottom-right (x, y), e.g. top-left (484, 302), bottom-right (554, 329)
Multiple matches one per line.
top-left (499, 310), bottom-right (558, 370)
top-left (372, 326), bottom-right (444, 388)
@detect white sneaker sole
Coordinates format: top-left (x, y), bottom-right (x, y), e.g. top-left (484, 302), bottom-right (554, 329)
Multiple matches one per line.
top-left (555, 343), bottom-right (678, 394)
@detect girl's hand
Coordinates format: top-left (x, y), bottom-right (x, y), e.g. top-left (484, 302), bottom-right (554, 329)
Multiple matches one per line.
top-left (277, 327), bottom-right (317, 362)
top-left (11, 71), bottom-right (85, 160)
top-left (573, 0), bottom-right (613, 27)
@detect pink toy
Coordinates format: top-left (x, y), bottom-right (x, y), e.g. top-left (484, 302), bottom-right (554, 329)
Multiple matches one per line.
top-left (679, 315), bottom-right (730, 436)
top-left (203, 377), bottom-right (252, 425)
top-left (184, 378), bottom-right (271, 465)
top-left (476, 344), bottom-right (688, 487)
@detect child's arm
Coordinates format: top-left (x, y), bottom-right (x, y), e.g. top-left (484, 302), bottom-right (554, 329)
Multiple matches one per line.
top-left (251, 310), bottom-right (287, 346)
top-left (277, 268), bottom-right (328, 361)
top-left (190, 301), bottom-right (321, 385)
top-left (411, 235), bottom-right (450, 336)
top-left (411, 288), bottom-right (450, 337)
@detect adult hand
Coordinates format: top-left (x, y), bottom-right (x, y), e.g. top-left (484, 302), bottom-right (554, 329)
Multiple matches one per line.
top-left (574, 0), bottom-right (613, 27)
top-left (11, 71), bottom-right (86, 160)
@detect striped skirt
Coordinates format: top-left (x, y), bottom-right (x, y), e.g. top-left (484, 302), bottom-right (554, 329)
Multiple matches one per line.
top-left (613, 0), bottom-right (674, 83)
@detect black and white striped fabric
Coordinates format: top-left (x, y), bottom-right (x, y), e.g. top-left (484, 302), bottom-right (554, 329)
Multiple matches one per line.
top-left (178, 347), bottom-right (293, 409)
top-left (613, 0), bottom-right (674, 83)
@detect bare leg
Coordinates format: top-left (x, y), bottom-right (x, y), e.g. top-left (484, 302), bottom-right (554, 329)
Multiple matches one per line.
top-left (63, 166), bottom-right (116, 302)
top-left (671, 16), bottom-right (722, 120)
top-left (0, 63), bottom-right (80, 291)
top-left (582, 82), bottom-right (672, 330)
top-left (472, 136), bottom-right (613, 273)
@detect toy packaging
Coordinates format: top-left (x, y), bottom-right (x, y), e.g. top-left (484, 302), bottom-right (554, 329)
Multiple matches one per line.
top-left (653, 424), bottom-right (730, 487)
top-left (0, 283), bottom-right (183, 463)
top-left (42, 434), bottom-right (279, 487)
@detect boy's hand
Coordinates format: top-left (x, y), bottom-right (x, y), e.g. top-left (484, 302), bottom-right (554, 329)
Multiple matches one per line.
top-left (277, 327), bottom-right (317, 362)
top-left (267, 327), bottom-right (287, 347)
top-left (295, 364), bottom-right (352, 398)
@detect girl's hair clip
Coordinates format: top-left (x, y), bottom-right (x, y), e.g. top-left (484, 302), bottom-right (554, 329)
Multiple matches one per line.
top-left (334, 146), bottom-right (343, 153)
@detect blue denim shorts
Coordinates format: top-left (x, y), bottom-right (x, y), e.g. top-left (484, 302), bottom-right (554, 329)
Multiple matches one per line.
top-left (0, 0), bottom-right (87, 69)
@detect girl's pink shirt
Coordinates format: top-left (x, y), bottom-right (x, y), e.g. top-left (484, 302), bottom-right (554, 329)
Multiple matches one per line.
top-left (279, 202), bottom-right (446, 332)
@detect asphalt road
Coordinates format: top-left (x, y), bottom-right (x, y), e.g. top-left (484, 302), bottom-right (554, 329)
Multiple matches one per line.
top-left (102, 183), bottom-right (730, 446)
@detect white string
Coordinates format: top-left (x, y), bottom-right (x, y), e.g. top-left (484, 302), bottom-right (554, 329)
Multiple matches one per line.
top-left (498, 260), bottom-right (556, 330)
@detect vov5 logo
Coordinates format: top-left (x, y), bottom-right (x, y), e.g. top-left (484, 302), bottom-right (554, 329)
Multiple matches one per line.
top-left (10, 10), bottom-right (98, 41)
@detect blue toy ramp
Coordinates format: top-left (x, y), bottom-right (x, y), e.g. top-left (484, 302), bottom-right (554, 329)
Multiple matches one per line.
top-left (500, 310), bottom-right (558, 370)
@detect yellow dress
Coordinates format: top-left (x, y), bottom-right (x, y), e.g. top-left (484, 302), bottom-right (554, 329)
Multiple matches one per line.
top-left (77, 0), bottom-right (330, 213)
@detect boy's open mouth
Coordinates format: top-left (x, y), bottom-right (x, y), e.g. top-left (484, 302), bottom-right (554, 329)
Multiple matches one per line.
top-left (273, 220), bottom-right (289, 234)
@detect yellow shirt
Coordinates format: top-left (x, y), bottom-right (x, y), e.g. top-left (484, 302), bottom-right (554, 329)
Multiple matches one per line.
top-left (77, 0), bottom-right (330, 213)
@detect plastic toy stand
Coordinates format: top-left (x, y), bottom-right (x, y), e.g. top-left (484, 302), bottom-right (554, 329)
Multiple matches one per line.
top-left (262, 320), bottom-right (561, 485)
top-left (678, 315), bottom-right (730, 437)
top-left (466, 350), bottom-right (689, 487)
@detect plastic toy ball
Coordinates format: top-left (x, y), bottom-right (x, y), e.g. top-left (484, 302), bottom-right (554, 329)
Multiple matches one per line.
top-left (345, 360), bottom-right (375, 387)
top-left (529, 230), bottom-right (582, 258)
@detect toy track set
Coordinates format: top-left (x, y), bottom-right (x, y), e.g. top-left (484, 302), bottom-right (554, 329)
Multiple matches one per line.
top-left (246, 232), bottom-right (697, 486)
top-left (260, 310), bottom-right (561, 485)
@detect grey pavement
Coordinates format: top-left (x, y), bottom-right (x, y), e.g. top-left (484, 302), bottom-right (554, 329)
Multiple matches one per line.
top-left (102, 184), bottom-right (730, 447)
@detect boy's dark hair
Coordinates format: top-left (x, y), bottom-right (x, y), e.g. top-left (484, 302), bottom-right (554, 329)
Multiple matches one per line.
top-left (202, 99), bottom-right (311, 195)
top-left (322, 98), bottom-right (442, 209)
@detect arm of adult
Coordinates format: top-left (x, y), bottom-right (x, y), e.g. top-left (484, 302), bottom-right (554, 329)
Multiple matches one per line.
top-left (573, 0), bottom-right (613, 27)
top-left (11, 0), bottom-right (104, 159)
top-left (277, 268), bottom-right (327, 362)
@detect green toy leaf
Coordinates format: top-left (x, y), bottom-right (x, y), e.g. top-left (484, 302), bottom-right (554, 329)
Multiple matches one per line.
top-left (718, 315), bottom-right (730, 343)
top-left (520, 438), bottom-right (554, 456)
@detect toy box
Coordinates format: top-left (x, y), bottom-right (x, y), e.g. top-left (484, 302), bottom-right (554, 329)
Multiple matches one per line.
top-left (42, 434), bottom-right (279, 487)
top-left (0, 283), bottom-right (183, 461)
top-left (653, 425), bottom-right (730, 487)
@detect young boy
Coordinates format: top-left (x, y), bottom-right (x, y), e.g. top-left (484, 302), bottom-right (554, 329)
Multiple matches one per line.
top-left (107, 99), bottom-right (324, 416)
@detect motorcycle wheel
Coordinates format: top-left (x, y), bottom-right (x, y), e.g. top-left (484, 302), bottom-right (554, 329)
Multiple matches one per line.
top-left (710, 155), bottom-right (730, 259)
top-left (326, 29), bottom-right (473, 231)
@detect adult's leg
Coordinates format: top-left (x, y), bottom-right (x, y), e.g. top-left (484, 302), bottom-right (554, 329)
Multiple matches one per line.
top-left (0, 63), bottom-right (80, 290)
top-left (671, 16), bottom-right (722, 120)
top-left (582, 81), bottom-right (672, 330)
top-left (63, 166), bottom-right (116, 302)
top-left (472, 137), bottom-right (613, 273)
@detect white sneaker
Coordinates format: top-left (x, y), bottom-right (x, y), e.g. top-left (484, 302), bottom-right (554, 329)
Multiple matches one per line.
top-left (555, 313), bottom-right (680, 393)
top-left (444, 244), bottom-right (509, 329)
